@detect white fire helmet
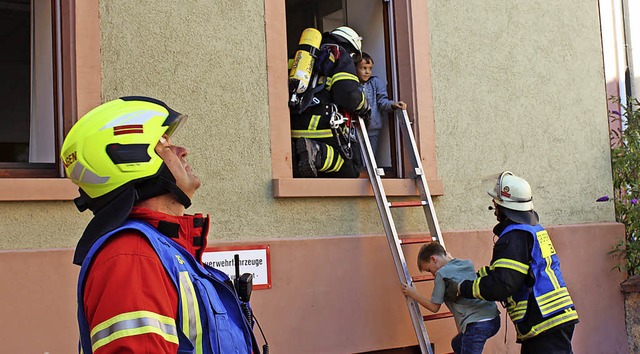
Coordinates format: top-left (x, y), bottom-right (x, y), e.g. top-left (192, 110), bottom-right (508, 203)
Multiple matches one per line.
top-left (487, 171), bottom-right (534, 212)
top-left (330, 26), bottom-right (362, 54)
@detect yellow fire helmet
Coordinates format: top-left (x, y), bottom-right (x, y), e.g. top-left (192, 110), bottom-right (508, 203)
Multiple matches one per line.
top-left (62, 96), bottom-right (187, 201)
top-left (61, 96), bottom-right (191, 265)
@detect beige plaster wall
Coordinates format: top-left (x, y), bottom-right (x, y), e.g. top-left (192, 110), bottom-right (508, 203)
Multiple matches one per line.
top-left (0, 202), bottom-right (90, 249)
top-left (427, 1), bottom-right (616, 230)
top-left (0, 1), bottom-right (616, 248)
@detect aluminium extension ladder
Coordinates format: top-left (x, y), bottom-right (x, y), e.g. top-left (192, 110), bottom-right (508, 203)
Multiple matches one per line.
top-left (355, 110), bottom-right (452, 354)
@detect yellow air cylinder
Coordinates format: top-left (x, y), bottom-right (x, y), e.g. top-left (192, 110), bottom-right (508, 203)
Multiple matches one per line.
top-left (289, 28), bottom-right (322, 95)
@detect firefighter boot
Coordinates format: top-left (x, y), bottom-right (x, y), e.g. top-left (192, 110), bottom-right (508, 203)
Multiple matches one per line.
top-left (295, 138), bottom-right (323, 177)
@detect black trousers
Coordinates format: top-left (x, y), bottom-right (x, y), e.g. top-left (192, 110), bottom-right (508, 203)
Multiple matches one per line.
top-left (521, 324), bottom-right (575, 354)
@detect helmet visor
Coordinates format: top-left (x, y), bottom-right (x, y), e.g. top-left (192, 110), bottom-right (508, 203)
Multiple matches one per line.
top-left (164, 113), bottom-right (188, 138)
top-left (481, 172), bottom-right (504, 200)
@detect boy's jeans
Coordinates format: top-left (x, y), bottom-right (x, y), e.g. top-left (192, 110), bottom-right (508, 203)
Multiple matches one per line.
top-left (451, 315), bottom-right (500, 354)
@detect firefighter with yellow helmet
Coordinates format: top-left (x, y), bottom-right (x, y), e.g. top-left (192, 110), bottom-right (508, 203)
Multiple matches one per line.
top-left (446, 171), bottom-right (579, 353)
top-left (62, 97), bottom-right (261, 353)
top-left (289, 26), bottom-right (371, 178)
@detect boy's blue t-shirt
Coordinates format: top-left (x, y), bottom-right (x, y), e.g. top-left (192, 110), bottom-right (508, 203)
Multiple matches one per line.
top-left (432, 258), bottom-right (500, 333)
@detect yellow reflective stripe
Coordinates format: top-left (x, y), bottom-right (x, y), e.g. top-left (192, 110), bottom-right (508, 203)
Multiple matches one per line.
top-left (90, 311), bottom-right (178, 352)
top-left (291, 129), bottom-right (333, 139)
top-left (472, 278), bottom-right (485, 300)
top-left (536, 287), bottom-right (570, 305)
top-left (540, 296), bottom-right (575, 315)
top-left (320, 145), bottom-right (334, 172)
top-left (308, 115), bottom-right (321, 130)
top-left (355, 94), bottom-right (366, 110)
top-left (327, 154), bottom-right (344, 173)
top-left (491, 258), bottom-right (529, 275)
top-left (518, 308), bottom-right (579, 340)
top-left (179, 272), bottom-right (203, 354)
top-left (325, 72), bottom-right (359, 90)
top-left (509, 311), bottom-right (526, 322)
top-left (331, 72), bottom-right (359, 83)
top-left (544, 256), bottom-right (561, 289)
top-left (324, 76), bottom-right (333, 89)
top-left (536, 287), bottom-right (574, 316)
top-left (507, 299), bottom-right (527, 312)
top-left (506, 299), bottom-right (527, 321)
top-left (477, 266), bottom-right (489, 277)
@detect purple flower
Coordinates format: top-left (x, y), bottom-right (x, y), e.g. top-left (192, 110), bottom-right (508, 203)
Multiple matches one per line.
top-left (596, 196), bottom-right (610, 202)
top-left (612, 110), bottom-right (620, 116)
top-left (632, 198), bottom-right (638, 205)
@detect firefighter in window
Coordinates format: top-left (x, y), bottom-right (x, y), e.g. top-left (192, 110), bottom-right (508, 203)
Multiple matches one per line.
top-left (289, 26), bottom-right (371, 178)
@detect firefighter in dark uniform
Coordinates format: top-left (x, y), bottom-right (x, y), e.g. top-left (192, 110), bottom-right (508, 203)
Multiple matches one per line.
top-left (290, 26), bottom-right (370, 178)
top-left (447, 171), bottom-right (579, 354)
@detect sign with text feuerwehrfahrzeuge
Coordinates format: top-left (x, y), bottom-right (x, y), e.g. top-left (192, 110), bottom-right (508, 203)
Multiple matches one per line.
top-left (202, 245), bottom-right (271, 290)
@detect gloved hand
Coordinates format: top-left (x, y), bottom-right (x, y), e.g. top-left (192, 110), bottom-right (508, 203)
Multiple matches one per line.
top-left (476, 266), bottom-right (490, 278)
top-left (443, 278), bottom-right (460, 302)
top-left (356, 101), bottom-right (372, 127)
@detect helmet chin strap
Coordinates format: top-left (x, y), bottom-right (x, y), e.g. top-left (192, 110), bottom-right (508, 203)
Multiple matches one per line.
top-left (135, 163), bottom-right (192, 209)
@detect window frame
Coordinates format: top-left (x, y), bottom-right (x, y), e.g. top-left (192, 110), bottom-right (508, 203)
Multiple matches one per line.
top-left (0, 0), bottom-right (100, 201)
top-left (266, 0), bottom-right (442, 197)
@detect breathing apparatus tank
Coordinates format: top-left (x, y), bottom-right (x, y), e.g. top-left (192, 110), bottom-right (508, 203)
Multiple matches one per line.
top-left (288, 28), bottom-right (322, 107)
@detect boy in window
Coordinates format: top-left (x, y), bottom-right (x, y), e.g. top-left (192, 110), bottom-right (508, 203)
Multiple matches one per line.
top-left (354, 52), bottom-right (406, 155)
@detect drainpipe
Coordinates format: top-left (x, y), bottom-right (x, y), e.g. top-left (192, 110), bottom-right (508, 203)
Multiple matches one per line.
top-left (613, 0), bottom-right (628, 110)
top-left (623, 0), bottom-right (639, 98)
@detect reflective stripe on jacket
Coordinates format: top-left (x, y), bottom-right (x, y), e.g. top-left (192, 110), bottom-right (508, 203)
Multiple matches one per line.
top-left (77, 220), bottom-right (253, 354)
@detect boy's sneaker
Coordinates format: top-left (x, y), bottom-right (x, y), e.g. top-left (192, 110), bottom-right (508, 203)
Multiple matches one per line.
top-left (295, 138), bottom-right (322, 177)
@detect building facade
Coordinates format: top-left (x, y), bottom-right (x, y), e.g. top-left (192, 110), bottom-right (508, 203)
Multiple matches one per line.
top-left (0, 1), bottom-right (629, 353)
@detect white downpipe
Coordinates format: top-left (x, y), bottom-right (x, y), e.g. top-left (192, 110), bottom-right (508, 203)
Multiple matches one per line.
top-left (623, 0), bottom-right (639, 98)
top-left (613, 0), bottom-right (628, 109)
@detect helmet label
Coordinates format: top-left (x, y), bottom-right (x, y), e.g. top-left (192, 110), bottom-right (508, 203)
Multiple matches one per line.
top-left (113, 124), bottom-right (144, 135)
top-left (63, 151), bottom-right (77, 168)
top-left (501, 186), bottom-right (511, 198)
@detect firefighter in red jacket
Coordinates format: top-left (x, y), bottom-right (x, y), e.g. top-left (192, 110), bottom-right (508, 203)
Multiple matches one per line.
top-left (62, 97), bottom-right (259, 353)
top-left (290, 26), bottom-right (371, 178)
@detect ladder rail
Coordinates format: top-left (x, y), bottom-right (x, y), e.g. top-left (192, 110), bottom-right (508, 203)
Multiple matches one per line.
top-left (396, 110), bottom-right (445, 249)
top-left (356, 117), bottom-right (434, 354)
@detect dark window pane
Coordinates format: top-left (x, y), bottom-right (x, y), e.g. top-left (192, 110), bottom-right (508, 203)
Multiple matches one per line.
top-left (0, 1), bottom-right (31, 163)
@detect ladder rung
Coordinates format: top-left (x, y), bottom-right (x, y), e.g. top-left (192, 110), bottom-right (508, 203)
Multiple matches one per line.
top-left (400, 237), bottom-right (434, 245)
top-left (411, 274), bottom-right (434, 282)
top-left (423, 312), bottom-right (454, 321)
top-left (389, 200), bottom-right (427, 208)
